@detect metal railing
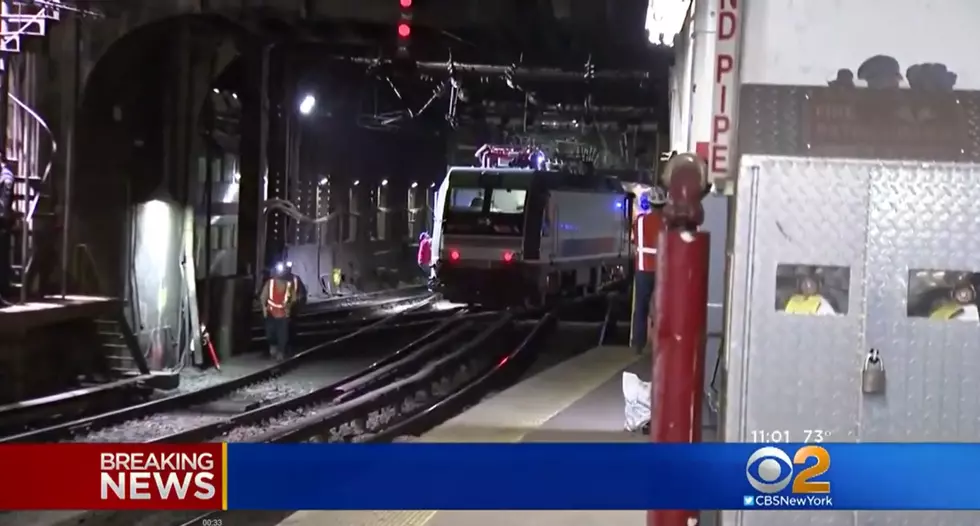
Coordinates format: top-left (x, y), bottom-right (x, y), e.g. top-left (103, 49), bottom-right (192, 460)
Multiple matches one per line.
top-left (11, 91), bottom-right (56, 302)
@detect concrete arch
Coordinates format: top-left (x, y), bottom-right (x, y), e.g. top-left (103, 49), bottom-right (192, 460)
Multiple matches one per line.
top-left (70, 13), bottom-right (248, 334)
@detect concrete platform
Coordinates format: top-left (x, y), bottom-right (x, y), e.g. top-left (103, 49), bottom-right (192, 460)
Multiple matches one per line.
top-left (279, 345), bottom-right (650, 526)
top-left (0, 295), bottom-right (119, 333)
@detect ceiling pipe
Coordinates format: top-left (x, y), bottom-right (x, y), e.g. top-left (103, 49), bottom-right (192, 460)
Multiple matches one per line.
top-left (334, 56), bottom-right (657, 81)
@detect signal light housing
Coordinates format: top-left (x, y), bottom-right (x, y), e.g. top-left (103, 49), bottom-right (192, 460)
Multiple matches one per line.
top-left (397, 0), bottom-right (412, 55)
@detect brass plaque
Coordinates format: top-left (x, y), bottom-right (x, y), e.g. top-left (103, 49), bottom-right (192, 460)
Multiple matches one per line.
top-left (803, 88), bottom-right (968, 160)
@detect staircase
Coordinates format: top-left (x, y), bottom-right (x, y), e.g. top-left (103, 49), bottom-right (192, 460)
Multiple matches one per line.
top-left (96, 317), bottom-right (151, 377)
top-left (1, 0), bottom-right (63, 302)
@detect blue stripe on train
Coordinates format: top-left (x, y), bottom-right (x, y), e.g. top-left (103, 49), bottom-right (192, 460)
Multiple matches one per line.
top-left (556, 237), bottom-right (620, 257)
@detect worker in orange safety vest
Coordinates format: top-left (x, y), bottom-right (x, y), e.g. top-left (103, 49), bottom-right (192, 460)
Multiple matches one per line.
top-left (259, 261), bottom-right (301, 360)
top-left (630, 187), bottom-right (667, 354)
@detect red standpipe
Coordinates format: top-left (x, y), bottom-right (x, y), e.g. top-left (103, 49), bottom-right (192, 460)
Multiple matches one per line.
top-left (648, 154), bottom-right (710, 526)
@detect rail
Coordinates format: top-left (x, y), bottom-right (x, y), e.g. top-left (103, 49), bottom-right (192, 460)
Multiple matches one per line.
top-left (0, 296), bottom-right (439, 443)
top-left (36, 290), bottom-right (615, 526)
top-left (154, 309), bottom-right (488, 443)
top-left (177, 293), bottom-right (600, 526)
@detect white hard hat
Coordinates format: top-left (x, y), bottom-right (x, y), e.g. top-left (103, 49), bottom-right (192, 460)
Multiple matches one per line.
top-left (648, 186), bottom-right (667, 206)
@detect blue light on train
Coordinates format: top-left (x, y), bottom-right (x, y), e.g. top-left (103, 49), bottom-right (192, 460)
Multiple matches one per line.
top-left (614, 200), bottom-right (623, 210)
top-left (639, 195), bottom-right (652, 212)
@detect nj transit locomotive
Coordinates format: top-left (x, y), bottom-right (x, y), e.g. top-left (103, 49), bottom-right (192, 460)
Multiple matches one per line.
top-left (430, 145), bottom-right (633, 307)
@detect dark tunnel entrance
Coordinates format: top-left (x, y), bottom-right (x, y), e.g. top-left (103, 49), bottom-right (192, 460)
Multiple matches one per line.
top-left (72, 14), bottom-right (247, 369)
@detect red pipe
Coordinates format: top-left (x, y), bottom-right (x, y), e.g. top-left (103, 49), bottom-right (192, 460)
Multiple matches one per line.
top-left (207, 340), bottom-right (221, 371)
top-left (648, 154), bottom-right (710, 526)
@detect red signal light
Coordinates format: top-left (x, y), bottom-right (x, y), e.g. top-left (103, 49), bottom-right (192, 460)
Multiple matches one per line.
top-left (502, 251), bottom-right (514, 262)
top-left (449, 249), bottom-right (460, 261)
top-left (397, 23), bottom-right (411, 38)
top-left (400, 0), bottom-right (412, 7)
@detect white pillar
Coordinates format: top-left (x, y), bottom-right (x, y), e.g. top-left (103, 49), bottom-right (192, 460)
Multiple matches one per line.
top-left (687, 0), bottom-right (716, 158)
top-left (670, 12), bottom-right (695, 153)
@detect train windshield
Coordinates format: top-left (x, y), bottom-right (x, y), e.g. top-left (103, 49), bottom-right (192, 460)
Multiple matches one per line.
top-left (444, 185), bottom-right (528, 236)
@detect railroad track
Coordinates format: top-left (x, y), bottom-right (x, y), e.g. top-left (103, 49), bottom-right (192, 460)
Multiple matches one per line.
top-left (259, 285), bottom-right (430, 324)
top-left (0, 290), bottom-right (435, 440)
top-left (0, 296), bottom-right (447, 444)
top-left (25, 288), bottom-right (620, 526)
top-left (173, 300), bottom-right (578, 526)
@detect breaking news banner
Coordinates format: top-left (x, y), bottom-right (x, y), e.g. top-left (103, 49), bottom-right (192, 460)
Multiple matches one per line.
top-left (224, 443), bottom-right (980, 510)
top-left (3, 443), bottom-right (980, 510)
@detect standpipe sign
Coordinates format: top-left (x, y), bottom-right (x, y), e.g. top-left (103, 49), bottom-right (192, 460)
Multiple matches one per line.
top-left (710, 0), bottom-right (742, 180)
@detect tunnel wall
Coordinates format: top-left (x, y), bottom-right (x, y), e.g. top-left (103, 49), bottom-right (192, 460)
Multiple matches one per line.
top-left (36, 10), bottom-right (250, 367)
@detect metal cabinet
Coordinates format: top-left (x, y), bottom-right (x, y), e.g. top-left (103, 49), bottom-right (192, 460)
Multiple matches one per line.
top-left (722, 156), bottom-right (980, 526)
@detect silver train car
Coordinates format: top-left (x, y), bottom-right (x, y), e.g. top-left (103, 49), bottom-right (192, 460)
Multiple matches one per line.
top-left (430, 165), bottom-right (632, 307)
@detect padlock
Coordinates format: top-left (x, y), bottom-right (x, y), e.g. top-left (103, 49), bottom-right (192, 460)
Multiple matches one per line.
top-left (862, 349), bottom-right (886, 395)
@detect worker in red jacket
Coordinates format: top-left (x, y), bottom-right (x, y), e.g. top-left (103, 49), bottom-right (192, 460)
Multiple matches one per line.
top-left (417, 232), bottom-right (432, 277)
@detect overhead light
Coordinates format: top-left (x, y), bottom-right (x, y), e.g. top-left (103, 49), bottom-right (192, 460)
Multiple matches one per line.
top-left (645, 0), bottom-right (688, 46)
top-left (410, 181), bottom-right (418, 188)
top-left (299, 94), bottom-right (316, 115)
top-left (319, 177), bottom-right (329, 186)
top-left (353, 180), bottom-right (360, 186)
top-left (212, 88), bottom-right (220, 94)
top-left (231, 93), bottom-right (238, 99)
top-left (381, 179), bottom-right (389, 186)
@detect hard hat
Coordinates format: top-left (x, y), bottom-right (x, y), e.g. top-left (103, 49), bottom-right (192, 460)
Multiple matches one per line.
top-left (419, 232), bottom-right (429, 241)
top-left (798, 275), bottom-right (820, 293)
top-left (648, 186), bottom-right (667, 206)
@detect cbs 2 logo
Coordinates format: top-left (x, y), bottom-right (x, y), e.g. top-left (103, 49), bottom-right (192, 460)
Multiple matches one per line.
top-left (746, 445), bottom-right (831, 494)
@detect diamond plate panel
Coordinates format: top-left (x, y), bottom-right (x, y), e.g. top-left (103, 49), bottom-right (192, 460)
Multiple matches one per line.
top-left (860, 161), bottom-right (980, 526)
top-left (724, 156), bottom-right (867, 526)
top-left (739, 85), bottom-right (980, 163)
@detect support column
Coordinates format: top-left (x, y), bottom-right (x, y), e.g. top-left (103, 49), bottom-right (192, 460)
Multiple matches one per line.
top-left (263, 45), bottom-right (289, 269)
top-left (237, 39), bottom-right (268, 279)
top-left (649, 153), bottom-right (710, 526)
top-left (221, 37), bottom-right (270, 359)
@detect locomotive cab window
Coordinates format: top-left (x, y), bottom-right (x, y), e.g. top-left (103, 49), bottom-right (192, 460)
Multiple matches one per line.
top-left (908, 269), bottom-right (980, 321)
top-left (490, 188), bottom-right (527, 214)
top-left (443, 174), bottom-right (530, 236)
top-left (775, 264), bottom-right (850, 316)
top-left (449, 187), bottom-right (485, 212)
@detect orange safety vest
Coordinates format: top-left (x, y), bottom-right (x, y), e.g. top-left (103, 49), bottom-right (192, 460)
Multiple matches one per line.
top-left (266, 277), bottom-right (297, 318)
top-left (634, 212), bottom-right (662, 272)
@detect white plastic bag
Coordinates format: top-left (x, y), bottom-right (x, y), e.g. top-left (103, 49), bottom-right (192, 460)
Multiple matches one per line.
top-left (622, 372), bottom-right (652, 432)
